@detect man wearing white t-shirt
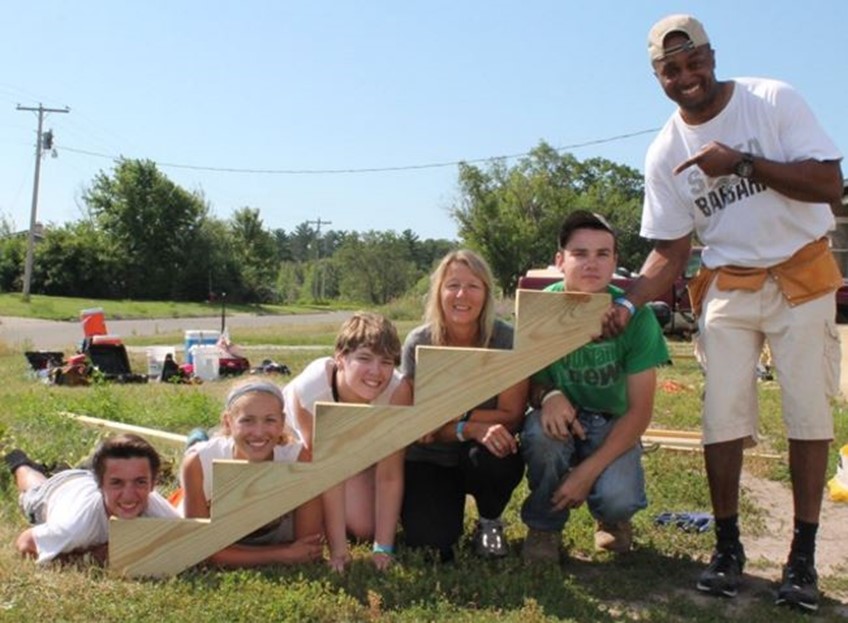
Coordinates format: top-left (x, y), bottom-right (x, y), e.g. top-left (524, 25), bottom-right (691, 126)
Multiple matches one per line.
top-left (7, 434), bottom-right (178, 564)
top-left (604, 14), bottom-right (843, 612)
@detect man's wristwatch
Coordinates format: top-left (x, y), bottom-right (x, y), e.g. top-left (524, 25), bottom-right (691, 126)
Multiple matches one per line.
top-left (734, 152), bottom-right (755, 179)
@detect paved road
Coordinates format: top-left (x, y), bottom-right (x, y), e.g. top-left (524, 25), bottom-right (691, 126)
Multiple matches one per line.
top-left (0, 311), bottom-right (354, 351)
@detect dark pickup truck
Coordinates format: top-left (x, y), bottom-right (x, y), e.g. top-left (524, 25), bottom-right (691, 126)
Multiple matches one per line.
top-left (837, 282), bottom-right (848, 323)
top-left (519, 246), bottom-right (848, 332)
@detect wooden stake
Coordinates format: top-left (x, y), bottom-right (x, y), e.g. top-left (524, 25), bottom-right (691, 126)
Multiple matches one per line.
top-left (60, 411), bottom-right (187, 448)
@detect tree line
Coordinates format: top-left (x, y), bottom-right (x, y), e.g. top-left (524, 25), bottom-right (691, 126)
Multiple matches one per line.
top-left (0, 143), bottom-right (648, 304)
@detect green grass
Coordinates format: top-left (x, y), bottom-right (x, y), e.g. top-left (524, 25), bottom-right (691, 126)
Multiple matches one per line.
top-left (0, 331), bottom-right (846, 622)
top-left (0, 292), bottom-right (352, 322)
top-left (121, 321), bottom-right (421, 351)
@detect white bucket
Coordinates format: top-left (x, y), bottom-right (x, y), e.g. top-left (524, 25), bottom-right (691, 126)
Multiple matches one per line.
top-left (146, 346), bottom-right (176, 380)
top-left (192, 345), bottom-right (220, 382)
top-left (184, 330), bottom-right (220, 365)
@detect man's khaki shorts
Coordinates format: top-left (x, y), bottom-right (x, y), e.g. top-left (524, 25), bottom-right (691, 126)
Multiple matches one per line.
top-left (695, 277), bottom-right (839, 445)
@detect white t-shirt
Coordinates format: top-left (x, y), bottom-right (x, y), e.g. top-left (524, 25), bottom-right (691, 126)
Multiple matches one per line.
top-left (283, 356), bottom-right (403, 417)
top-left (642, 77), bottom-right (842, 268)
top-left (183, 436), bottom-right (302, 505)
top-left (30, 469), bottom-right (178, 564)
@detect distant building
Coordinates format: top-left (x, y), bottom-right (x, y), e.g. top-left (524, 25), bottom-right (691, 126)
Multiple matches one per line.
top-left (9, 222), bottom-right (45, 242)
top-left (831, 182), bottom-right (848, 277)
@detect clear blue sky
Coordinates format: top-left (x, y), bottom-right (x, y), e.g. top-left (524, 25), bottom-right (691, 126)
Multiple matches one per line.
top-left (2, 1), bottom-right (845, 241)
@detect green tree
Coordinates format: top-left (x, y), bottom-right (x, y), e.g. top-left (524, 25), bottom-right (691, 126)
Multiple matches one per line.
top-left (400, 228), bottom-right (456, 273)
top-left (82, 158), bottom-right (209, 300)
top-left (289, 222), bottom-right (316, 262)
top-left (199, 217), bottom-right (240, 301)
top-left (451, 142), bottom-right (647, 295)
top-left (32, 221), bottom-right (122, 298)
top-left (228, 207), bottom-right (278, 302)
top-left (275, 261), bottom-right (305, 303)
top-left (272, 228), bottom-right (293, 262)
top-left (418, 237), bottom-right (458, 272)
top-left (0, 217), bottom-right (24, 292)
top-left (332, 231), bottom-right (419, 304)
top-left (566, 156), bottom-right (650, 273)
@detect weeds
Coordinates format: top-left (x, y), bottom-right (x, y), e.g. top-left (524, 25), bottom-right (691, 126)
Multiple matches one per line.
top-left (0, 332), bottom-right (846, 622)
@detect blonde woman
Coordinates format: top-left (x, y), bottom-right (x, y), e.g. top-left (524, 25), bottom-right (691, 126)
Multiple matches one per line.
top-left (400, 249), bottom-right (528, 561)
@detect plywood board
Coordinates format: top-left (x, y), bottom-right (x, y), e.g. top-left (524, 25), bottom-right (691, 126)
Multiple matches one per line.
top-left (61, 411), bottom-right (188, 449)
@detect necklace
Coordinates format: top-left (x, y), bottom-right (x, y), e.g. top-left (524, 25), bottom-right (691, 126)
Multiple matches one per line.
top-left (331, 364), bottom-right (340, 402)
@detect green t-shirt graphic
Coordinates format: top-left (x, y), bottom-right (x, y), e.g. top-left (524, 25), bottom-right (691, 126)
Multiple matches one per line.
top-left (532, 282), bottom-right (669, 417)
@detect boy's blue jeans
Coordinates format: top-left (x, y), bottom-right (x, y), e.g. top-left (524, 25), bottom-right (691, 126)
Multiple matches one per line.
top-left (520, 408), bottom-right (647, 532)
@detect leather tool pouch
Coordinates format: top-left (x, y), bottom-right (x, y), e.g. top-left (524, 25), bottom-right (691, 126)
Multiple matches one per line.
top-left (770, 237), bottom-right (842, 307)
top-left (686, 238), bottom-right (842, 316)
top-left (686, 266), bottom-right (716, 318)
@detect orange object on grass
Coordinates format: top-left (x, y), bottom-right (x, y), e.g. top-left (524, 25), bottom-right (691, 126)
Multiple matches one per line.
top-left (659, 379), bottom-right (688, 393)
top-left (80, 307), bottom-right (107, 337)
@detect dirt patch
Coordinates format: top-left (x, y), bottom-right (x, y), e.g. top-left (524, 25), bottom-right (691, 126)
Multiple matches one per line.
top-left (739, 468), bottom-right (848, 613)
top-left (659, 470), bottom-right (848, 615)
top-left (740, 470), bottom-right (847, 577)
top-left (704, 470), bottom-right (848, 620)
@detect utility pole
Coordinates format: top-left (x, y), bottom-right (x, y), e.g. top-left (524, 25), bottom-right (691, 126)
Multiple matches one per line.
top-left (306, 217), bottom-right (332, 300)
top-left (16, 103), bottom-right (70, 302)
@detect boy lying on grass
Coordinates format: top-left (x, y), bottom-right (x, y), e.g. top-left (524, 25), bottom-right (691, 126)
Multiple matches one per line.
top-left (5, 433), bottom-right (179, 565)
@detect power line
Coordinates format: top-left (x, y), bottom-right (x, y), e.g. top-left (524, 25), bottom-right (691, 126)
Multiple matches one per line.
top-left (57, 127), bottom-right (660, 176)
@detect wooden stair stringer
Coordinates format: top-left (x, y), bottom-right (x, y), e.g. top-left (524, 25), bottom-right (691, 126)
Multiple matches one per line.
top-left (413, 290), bottom-right (608, 405)
top-left (109, 289), bottom-right (608, 577)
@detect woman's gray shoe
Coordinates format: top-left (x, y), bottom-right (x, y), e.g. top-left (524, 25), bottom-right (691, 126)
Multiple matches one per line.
top-left (473, 518), bottom-right (508, 558)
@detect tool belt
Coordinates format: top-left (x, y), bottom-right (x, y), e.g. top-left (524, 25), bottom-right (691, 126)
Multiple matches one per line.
top-left (687, 238), bottom-right (842, 317)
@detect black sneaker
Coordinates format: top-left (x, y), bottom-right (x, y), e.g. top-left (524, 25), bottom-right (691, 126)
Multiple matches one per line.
top-left (696, 543), bottom-right (746, 597)
top-left (775, 554), bottom-right (819, 612)
top-left (3, 449), bottom-right (49, 476)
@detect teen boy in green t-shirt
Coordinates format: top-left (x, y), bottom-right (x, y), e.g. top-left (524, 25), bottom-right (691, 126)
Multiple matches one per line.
top-left (521, 211), bottom-right (669, 562)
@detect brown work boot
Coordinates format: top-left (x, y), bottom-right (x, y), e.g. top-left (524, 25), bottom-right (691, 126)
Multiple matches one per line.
top-left (521, 528), bottom-right (563, 563)
top-left (594, 520), bottom-right (633, 553)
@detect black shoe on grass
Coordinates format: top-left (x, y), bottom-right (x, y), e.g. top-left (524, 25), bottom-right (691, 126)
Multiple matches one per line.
top-left (4, 449), bottom-right (49, 476)
top-left (775, 554), bottom-right (819, 612)
top-left (696, 543), bottom-right (746, 597)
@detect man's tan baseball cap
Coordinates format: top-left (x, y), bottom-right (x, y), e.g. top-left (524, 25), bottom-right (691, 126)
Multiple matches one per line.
top-left (648, 14), bottom-right (710, 62)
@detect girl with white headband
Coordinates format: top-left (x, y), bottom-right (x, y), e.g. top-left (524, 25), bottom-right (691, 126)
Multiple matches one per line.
top-left (179, 378), bottom-right (324, 567)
